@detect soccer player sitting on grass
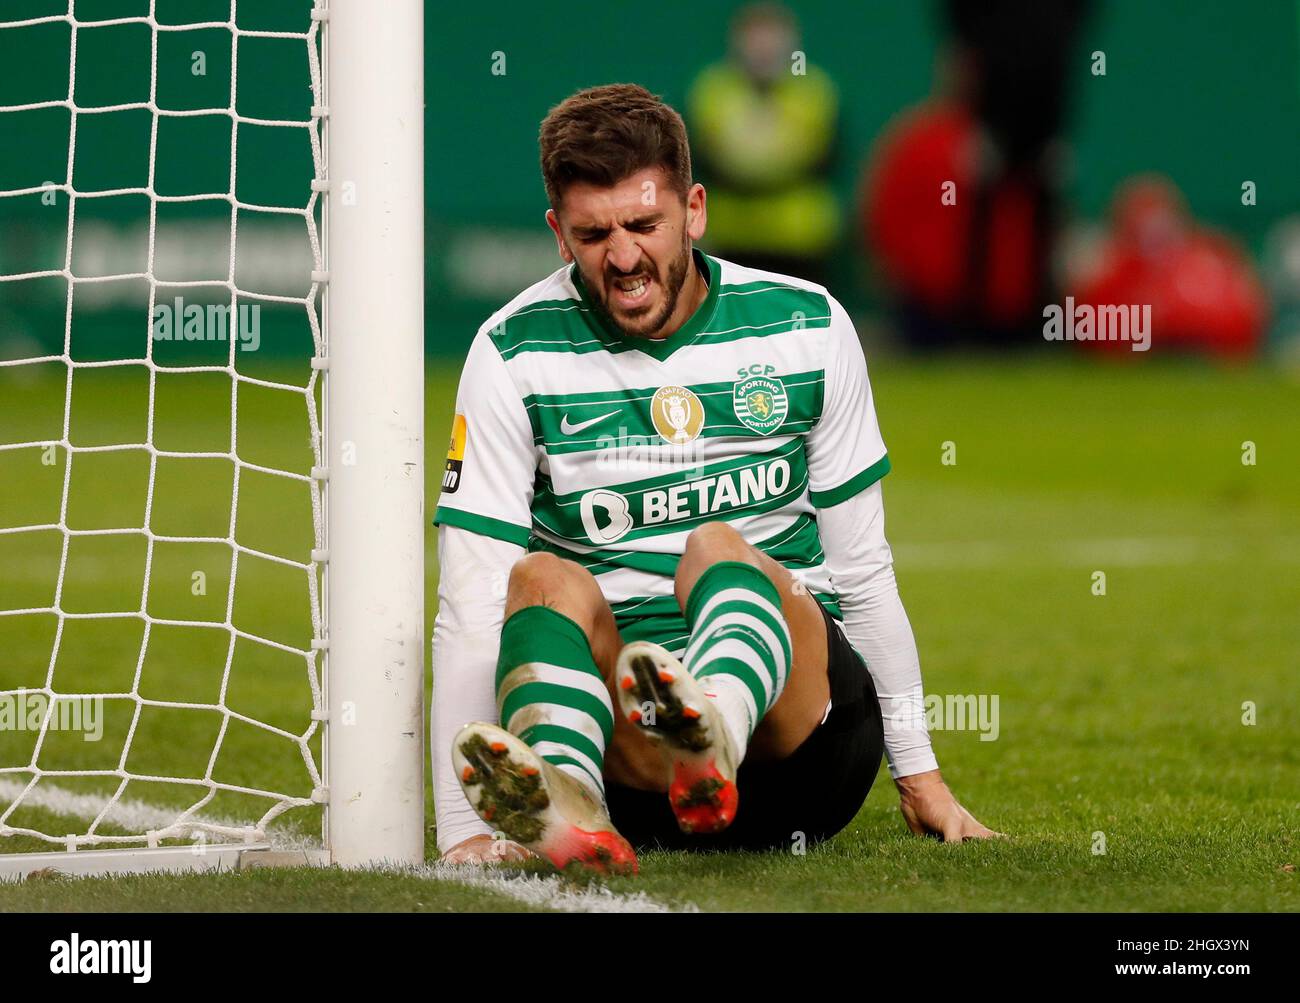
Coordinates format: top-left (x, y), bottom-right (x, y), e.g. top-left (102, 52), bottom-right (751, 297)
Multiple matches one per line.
top-left (432, 84), bottom-right (998, 873)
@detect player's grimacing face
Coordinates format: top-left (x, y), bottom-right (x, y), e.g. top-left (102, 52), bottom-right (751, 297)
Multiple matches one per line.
top-left (546, 168), bottom-right (707, 339)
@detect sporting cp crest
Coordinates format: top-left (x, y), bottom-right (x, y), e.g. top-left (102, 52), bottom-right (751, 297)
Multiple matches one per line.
top-left (732, 375), bottom-right (788, 434)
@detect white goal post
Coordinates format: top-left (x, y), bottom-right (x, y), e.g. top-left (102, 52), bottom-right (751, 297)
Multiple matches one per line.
top-left (0, 0), bottom-right (424, 878)
top-left (321, 0), bottom-right (425, 868)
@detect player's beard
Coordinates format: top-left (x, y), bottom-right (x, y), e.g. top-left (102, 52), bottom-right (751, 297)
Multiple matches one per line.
top-left (588, 234), bottom-right (692, 340)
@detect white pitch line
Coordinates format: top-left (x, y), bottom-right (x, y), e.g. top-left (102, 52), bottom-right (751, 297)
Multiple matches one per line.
top-left (419, 862), bottom-right (691, 914)
top-left (0, 779), bottom-right (690, 913)
top-left (0, 777), bottom-right (317, 852)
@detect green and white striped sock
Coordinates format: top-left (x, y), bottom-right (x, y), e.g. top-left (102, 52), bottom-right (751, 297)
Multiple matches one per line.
top-left (682, 560), bottom-right (792, 760)
top-left (495, 605), bottom-right (614, 798)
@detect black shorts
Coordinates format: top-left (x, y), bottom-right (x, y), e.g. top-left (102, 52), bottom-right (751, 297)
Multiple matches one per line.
top-left (604, 601), bottom-right (885, 852)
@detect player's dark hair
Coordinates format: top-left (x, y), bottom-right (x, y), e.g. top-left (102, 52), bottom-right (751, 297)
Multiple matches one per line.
top-left (539, 83), bottom-right (693, 207)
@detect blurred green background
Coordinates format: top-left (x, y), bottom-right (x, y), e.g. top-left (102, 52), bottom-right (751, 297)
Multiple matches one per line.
top-left (3, 0), bottom-right (1298, 357)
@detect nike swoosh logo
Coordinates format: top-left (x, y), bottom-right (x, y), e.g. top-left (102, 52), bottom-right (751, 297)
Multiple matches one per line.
top-left (560, 410), bottom-right (619, 435)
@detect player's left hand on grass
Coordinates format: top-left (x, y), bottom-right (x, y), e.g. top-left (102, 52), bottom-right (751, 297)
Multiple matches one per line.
top-left (895, 769), bottom-right (1003, 842)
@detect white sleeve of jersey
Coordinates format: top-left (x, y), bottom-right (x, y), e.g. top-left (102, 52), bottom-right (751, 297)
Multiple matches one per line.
top-left (431, 523), bottom-right (526, 852)
top-left (817, 481), bottom-right (939, 779)
top-left (804, 297), bottom-right (891, 507)
top-left (433, 329), bottom-right (537, 546)
top-left (431, 328), bottom-right (537, 852)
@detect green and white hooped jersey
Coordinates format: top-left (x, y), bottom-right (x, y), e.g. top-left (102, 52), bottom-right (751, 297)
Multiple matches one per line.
top-left (434, 250), bottom-right (890, 654)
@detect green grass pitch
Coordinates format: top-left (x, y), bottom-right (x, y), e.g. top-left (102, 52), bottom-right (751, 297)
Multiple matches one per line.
top-left (0, 354), bottom-right (1296, 911)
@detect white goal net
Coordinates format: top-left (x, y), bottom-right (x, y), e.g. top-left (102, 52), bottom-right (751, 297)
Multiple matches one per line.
top-left (0, 0), bottom-right (425, 875)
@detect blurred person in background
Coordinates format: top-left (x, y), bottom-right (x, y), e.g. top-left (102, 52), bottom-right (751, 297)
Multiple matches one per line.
top-left (687, 2), bottom-right (840, 287)
top-left (863, 0), bottom-right (1091, 350)
top-left (1261, 216), bottom-right (1300, 364)
top-left (1067, 175), bottom-right (1268, 358)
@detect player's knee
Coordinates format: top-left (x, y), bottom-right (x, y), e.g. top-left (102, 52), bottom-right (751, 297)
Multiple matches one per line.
top-left (682, 520), bottom-right (749, 559)
top-left (507, 552), bottom-right (601, 612)
top-left (507, 551), bottom-right (571, 597)
top-left (676, 522), bottom-right (759, 606)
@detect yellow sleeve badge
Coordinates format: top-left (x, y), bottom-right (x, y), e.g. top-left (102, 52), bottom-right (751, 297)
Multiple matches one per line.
top-left (442, 413), bottom-right (467, 493)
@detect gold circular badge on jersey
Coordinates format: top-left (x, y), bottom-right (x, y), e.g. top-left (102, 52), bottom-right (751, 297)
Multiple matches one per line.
top-left (651, 385), bottom-right (705, 445)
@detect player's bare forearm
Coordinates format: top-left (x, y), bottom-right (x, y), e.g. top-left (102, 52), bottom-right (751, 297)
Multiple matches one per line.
top-left (894, 768), bottom-right (1003, 842)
